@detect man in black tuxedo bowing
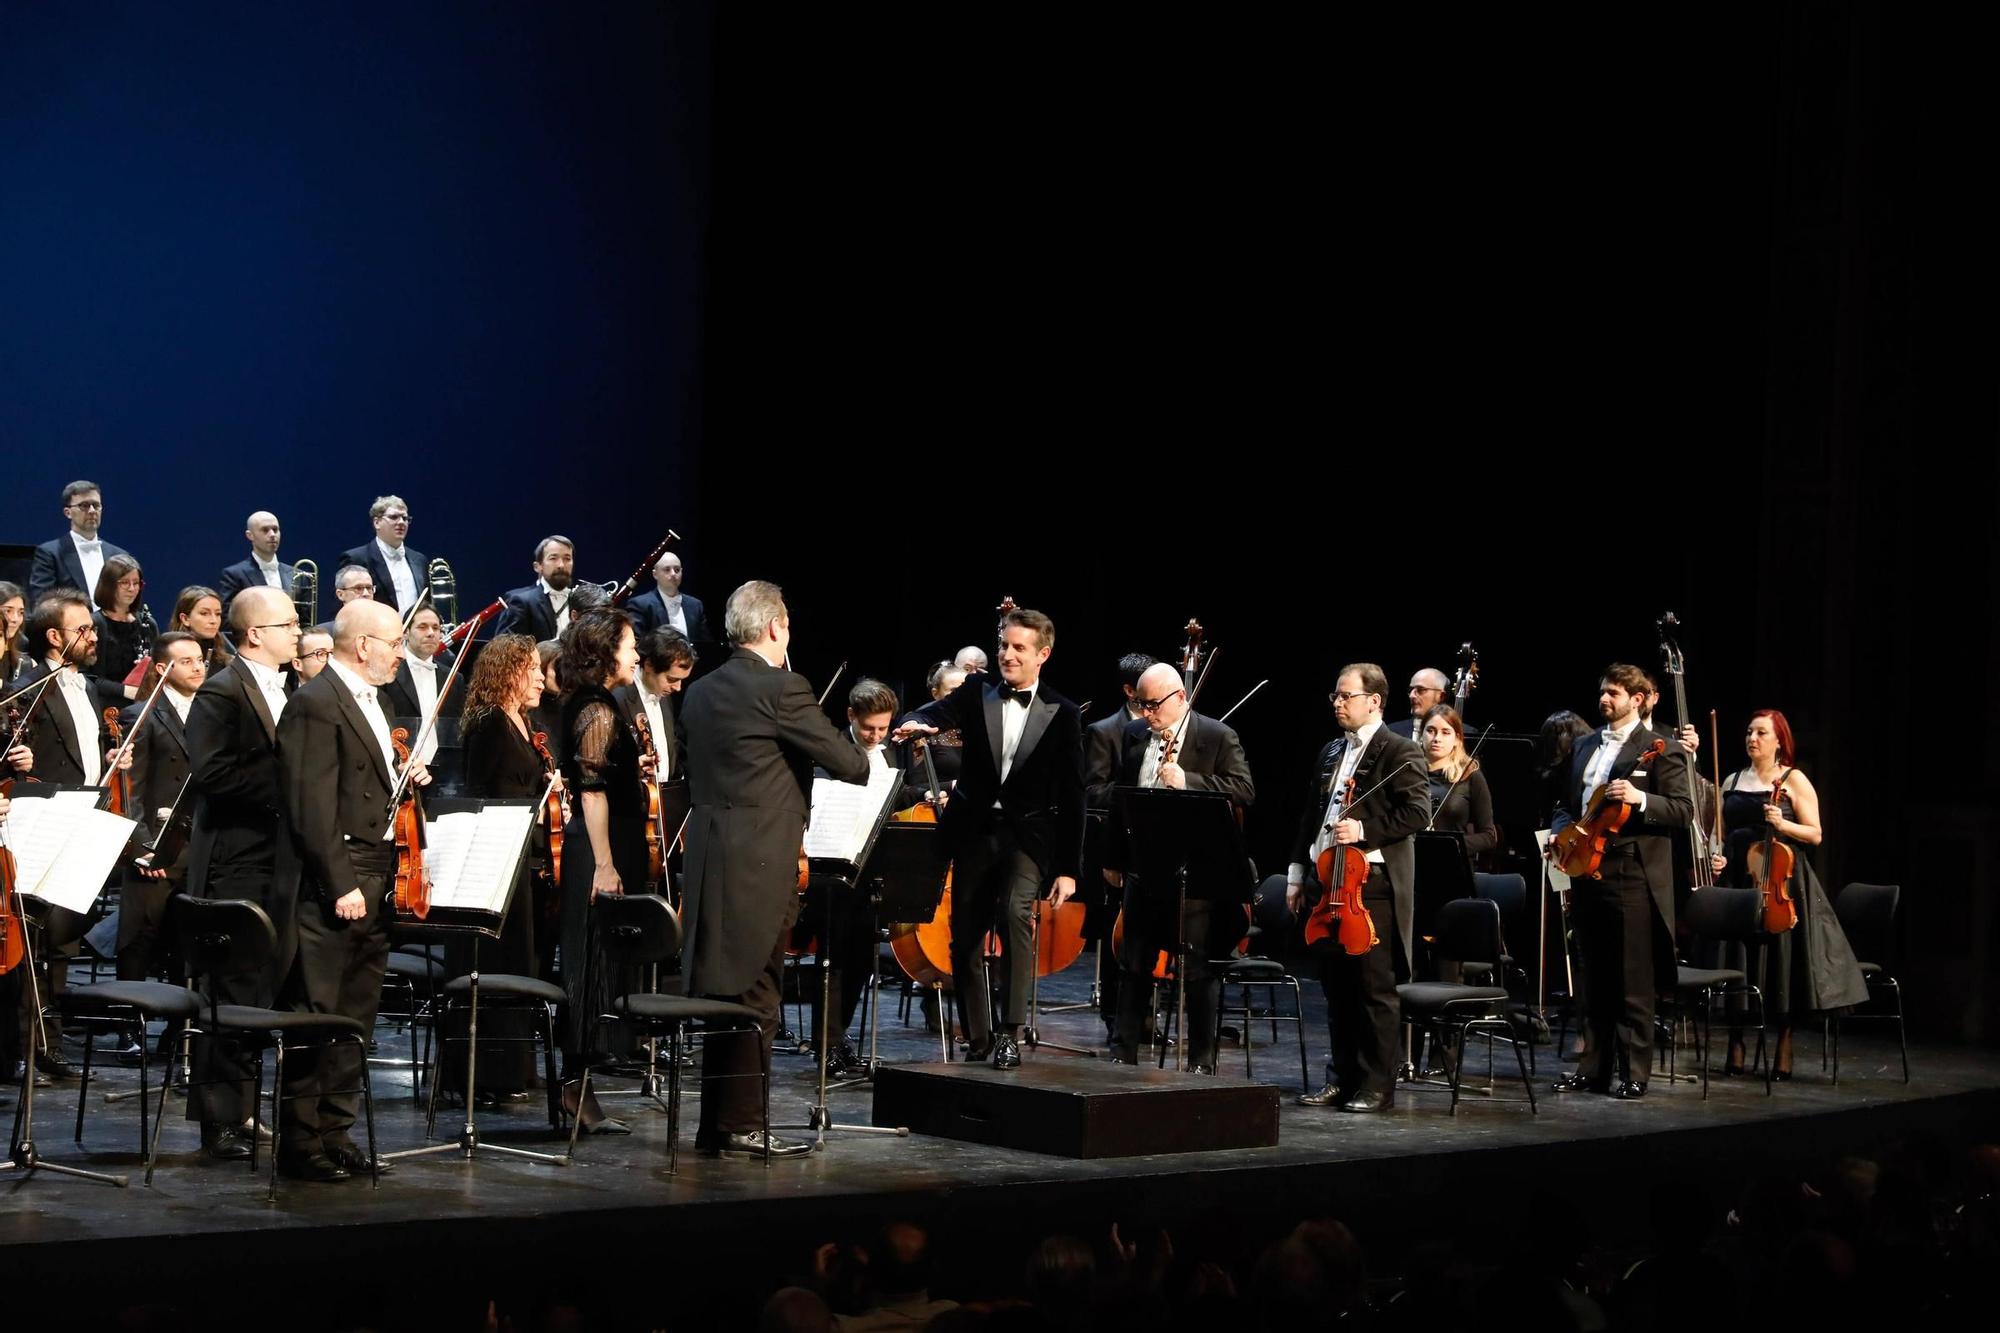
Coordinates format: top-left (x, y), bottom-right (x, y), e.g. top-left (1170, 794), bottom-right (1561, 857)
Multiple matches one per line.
top-left (893, 606), bottom-right (1086, 1069)
top-left (182, 587), bottom-right (303, 1159)
top-left (215, 511), bottom-right (298, 622)
top-left (276, 597), bottom-right (432, 1180)
top-left (680, 581), bottom-right (868, 1159)
top-left (1286, 663), bottom-right (1431, 1112)
top-left (1104, 662), bottom-right (1255, 1073)
top-left (495, 535), bottom-right (578, 643)
top-left (28, 480), bottom-right (127, 606)
top-left (1547, 663), bottom-right (1692, 1099)
top-left (336, 495), bottom-right (430, 615)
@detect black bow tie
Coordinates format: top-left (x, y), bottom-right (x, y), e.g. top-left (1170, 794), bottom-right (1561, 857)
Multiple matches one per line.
top-left (1000, 687), bottom-right (1032, 707)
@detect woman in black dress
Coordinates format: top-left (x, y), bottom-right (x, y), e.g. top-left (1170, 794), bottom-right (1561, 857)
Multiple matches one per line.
top-left (452, 633), bottom-right (552, 1099)
top-left (1419, 704), bottom-right (1498, 862)
top-left (1709, 709), bottom-right (1865, 1079)
top-left (554, 608), bottom-right (650, 1132)
top-left (90, 555), bottom-right (156, 688)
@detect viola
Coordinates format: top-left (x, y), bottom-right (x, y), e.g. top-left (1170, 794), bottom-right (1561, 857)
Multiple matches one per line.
top-left (631, 710), bottom-right (665, 889)
top-left (1550, 738), bottom-right (1668, 879)
top-left (531, 728), bottom-right (565, 883)
top-left (1748, 768), bottom-right (1799, 934)
top-left (389, 726), bottom-right (431, 920)
top-left (1304, 776), bottom-right (1375, 955)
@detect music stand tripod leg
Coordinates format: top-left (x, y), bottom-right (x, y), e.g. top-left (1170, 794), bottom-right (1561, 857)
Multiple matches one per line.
top-left (3, 913), bottom-right (127, 1187)
top-left (777, 873), bottom-right (907, 1140)
top-left (383, 972), bottom-right (568, 1167)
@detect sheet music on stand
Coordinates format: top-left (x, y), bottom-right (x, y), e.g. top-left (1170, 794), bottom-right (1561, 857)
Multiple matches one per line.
top-left (803, 764), bottom-right (901, 877)
top-left (413, 798), bottom-right (538, 938)
top-left (3, 786), bottom-right (136, 915)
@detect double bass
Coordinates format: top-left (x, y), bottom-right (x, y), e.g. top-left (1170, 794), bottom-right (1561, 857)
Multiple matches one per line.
top-left (1658, 612), bottom-right (1718, 887)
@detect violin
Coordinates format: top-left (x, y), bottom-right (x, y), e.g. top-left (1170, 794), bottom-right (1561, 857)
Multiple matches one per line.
top-left (1304, 776), bottom-right (1376, 955)
top-left (631, 710), bottom-right (665, 890)
top-left (1748, 768), bottom-right (1799, 934)
top-left (1550, 738), bottom-right (1668, 880)
top-left (1, 760), bottom-right (22, 975)
top-left (531, 729), bottom-right (565, 883)
top-left (101, 706), bottom-right (130, 818)
top-left (389, 726), bottom-right (431, 920)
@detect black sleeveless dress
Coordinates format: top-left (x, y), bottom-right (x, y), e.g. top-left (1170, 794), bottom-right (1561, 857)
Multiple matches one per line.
top-left (1716, 775), bottom-right (1866, 1019)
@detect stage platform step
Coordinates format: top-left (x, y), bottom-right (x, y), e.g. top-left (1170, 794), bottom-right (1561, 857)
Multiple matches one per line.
top-left (871, 1058), bottom-right (1280, 1157)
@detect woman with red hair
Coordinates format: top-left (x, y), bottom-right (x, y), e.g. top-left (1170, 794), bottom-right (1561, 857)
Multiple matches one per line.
top-left (1709, 710), bottom-right (1866, 1079)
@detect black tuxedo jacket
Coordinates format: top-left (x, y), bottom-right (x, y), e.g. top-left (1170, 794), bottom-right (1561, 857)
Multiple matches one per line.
top-left (900, 672), bottom-right (1087, 883)
top-left (123, 695), bottom-right (193, 842)
top-left (626, 589), bottom-right (710, 645)
top-left (336, 540), bottom-right (431, 614)
top-left (29, 534), bottom-right (130, 604)
top-left (1381, 716), bottom-right (1425, 745)
top-left (1550, 726), bottom-right (1694, 926)
top-left (380, 649), bottom-right (461, 723)
top-left (679, 648), bottom-right (870, 996)
top-left (1105, 711), bottom-right (1256, 885)
top-left (15, 661), bottom-right (128, 787)
top-left (1288, 725), bottom-right (1432, 974)
top-left (215, 557), bottom-right (299, 620)
top-left (495, 584), bottom-right (560, 643)
top-left (1084, 705), bottom-right (1145, 810)
top-left (612, 682), bottom-right (684, 781)
top-left (279, 669), bottom-right (404, 903)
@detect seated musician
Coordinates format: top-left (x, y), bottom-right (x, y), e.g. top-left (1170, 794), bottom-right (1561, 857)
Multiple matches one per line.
top-left (1419, 704), bottom-right (1498, 863)
top-left (1104, 663), bottom-right (1254, 1073)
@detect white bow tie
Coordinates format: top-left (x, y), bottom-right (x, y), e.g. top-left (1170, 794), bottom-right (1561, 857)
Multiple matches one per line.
top-left (383, 547), bottom-right (404, 563)
top-left (75, 539), bottom-right (101, 552)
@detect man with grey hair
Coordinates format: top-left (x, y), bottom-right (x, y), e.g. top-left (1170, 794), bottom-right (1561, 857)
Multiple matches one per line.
top-left (216, 510), bottom-right (297, 619)
top-left (1384, 667), bottom-right (1450, 743)
top-left (679, 580), bottom-right (869, 1158)
top-left (952, 645), bottom-right (988, 673)
top-left (337, 494), bottom-right (430, 614)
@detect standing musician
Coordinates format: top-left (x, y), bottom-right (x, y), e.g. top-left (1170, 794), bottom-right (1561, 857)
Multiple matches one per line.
top-left (28, 480), bottom-right (127, 606)
top-left (276, 597), bottom-right (432, 1181)
top-left (329, 564), bottom-right (376, 621)
top-left (1384, 668), bottom-right (1450, 744)
top-left (1083, 651), bottom-right (1155, 1047)
top-left (679, 582), bottom-right (867, 1159)
top-left (552, 608), bottom-right (653, 1136)
top-left (90, 555), bottom-right (155, 687)
top-left (2, 582), bottom-right (31, 686)
top-left (1708, 709), bottom-right (1866, 1080)
top-left (115, 633), bottom-right (207, 1000)
top-left (337, 495), bottom-right (430, 615)
top-left (613, 627), bottom-right (695, 786)
top-left (168, 585), bottom-right (236, 675)
top-left (496, 535), bottom-right (579, 643)
top-left (892, 606), bottom-right (1085, 1071)
top-left (181, 586), bottom-right (301, 1160)
top-left (1547, 663), bottom-right (1694, 1099)
top-left (625, 551), bottom-right (710, 647)
top-left (1419, 704), bottom-right (1499, 863)
top-left (951, 645), bottom-right (988, 674)
top-left (294, 627), bottom-right (334, 682)
top-left (1105, 662), bottom-right (1255, 1073)
top-left (1287, 663), bottom-right (1431, 1113)
top-left (381, 604), bottom-right (459, 763)
top-left (215, 511), bottom-right (297, 620)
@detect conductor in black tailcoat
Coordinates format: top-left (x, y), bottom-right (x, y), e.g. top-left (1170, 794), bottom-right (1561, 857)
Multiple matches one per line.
top-left (893, 606), bottom-right (1086, 1070)
top-left (679, 580), bottom-right (868, 1159)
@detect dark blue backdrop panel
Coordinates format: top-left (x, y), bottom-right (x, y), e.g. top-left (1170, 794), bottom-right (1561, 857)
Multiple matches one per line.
top-left (1, 1), bottom-right (711, 610)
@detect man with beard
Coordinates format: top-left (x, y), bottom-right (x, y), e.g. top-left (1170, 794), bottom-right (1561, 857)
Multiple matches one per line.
top-left (497, 535), bottom-right (579, 642)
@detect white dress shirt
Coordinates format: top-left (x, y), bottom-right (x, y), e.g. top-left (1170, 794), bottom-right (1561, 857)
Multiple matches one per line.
top-left (1290, 719), bottom-right (1385, 883)
top-left (47, 661), bottom-right (103, 786)
top-left (851, 725), bottom-right (892, 775)
top-left (329, 658), bottom-right (399, 837)
top-left (238, 654), bottom-right (289, 725)
top-left (377, 538), bottom-right (417, 609)
top-left (659, 593), bottom-right (686, 635)
top-left (1137, 712), bottom-right (1192, 789)
top-left (70, 532), bottom-right (106, 597)
top-left (253, 552), bottom-right (285, 588)
top-left (637, 686), bottom-right (670, 780)
top-left (1581, 717), bottom-right (1647, 812)
top-left (405, 655), bottom-right (441, 763)
top-left (996, 679), bottom-right (1037, 791)
top-left (539, 578), bottom-right (572, 635)
top-left (164, 686), bottom-right (195, 725)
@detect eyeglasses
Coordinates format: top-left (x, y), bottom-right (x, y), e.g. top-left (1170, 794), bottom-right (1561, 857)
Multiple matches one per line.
top-left (252, 620), bottom-right (302, 633)
top-left (1329, 691), bottom-right (1378, 705)
top-left (66, 500), bottom-right (103, 511)
top-left (360, 633), bottom-right (406, 650)
top-left (296, 649), bottom-right (332, 664)
top-left (1136, 689), bottom-right (1184, 713)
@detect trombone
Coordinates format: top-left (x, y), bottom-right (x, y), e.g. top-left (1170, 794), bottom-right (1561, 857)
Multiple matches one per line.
top-left (292, 559), bottom-right (319, 629)
top-left (427, 557), bottom-right (459, 628)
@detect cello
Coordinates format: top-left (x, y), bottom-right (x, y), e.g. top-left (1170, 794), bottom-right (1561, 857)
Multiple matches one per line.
top-left (1748, 768), bottom-right (1799, 933)
top-left (1451, 642), bottom-right (1479, 722)
top-left (1550, 738), bottom-right (1668, 879)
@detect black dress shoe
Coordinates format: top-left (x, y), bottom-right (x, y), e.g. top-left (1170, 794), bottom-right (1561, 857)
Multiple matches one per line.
top-left (277, 1152), bottom-right (351, 1183)
top-left (963, 1039), bottom-right (994, 1064)
top-left (325, 1141), bottom-right (392, 1175)
top-left (1188, 1062), bottom-right (1217, 1076)
top-left (201, 1125), bottom-right (254, 1162)
top-left (238, 1118), bottom-right (275, 1145)
top-left (991, 1034), bottom-right (1021, 1070)
top-left (1297, 1082), bottom-right (1347, 1107)
top-left (34, 1052), bottom-right (78, 1081)
top-left (1552, 1071), bottom-right (1609, 1094)
top-left (1617, 1080), bottom-right (1648, 1099)
top-left (704, 1130), bottom-right (812, 1159)
top-left (1340, 1091), bottom-right (1394, 1113)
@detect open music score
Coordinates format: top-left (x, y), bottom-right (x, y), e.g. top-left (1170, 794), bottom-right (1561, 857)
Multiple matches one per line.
top-left (415, 798), bottom-right (538, 936)
top-left (803, 764), bottom-right (902, 868)
top-left (4, 788), bottom-right (137, 915)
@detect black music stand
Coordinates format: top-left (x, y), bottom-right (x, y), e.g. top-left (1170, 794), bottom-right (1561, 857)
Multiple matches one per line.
top-left (837, 821), bottom-right (948, 1079)
top-left (1111, 788), bottom-right (1244, 1071)
top-left (378, 798), bottom-right (560, 1168)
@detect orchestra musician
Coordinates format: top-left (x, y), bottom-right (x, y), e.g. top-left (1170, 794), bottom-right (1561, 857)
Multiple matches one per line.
top-left (215, 511), bottom-right (297, 620)
top-left (168, 585), bottom-right (235, 674)
top-left (1547, 663), bottom-right (1693, 1100)
top-left (2, 582), bottom-right (29, 686)
top-left (337, 495), bottom-right (430, 615)
top-left (951, 645), bottom-right (988, 674)
top-left (1418, 704), bottom-right (1498, 862)
top-left (276, 597), bottom-right (432, 1181)
top-left (612, 626), bottom-right (695, 787)
top-left (293, 627), bottom-right (334, 682)
top-left (1383, 668), bottom-right (1449, 744)
top-left (496, 535), bottom-right (579, 643)
top-left (553, 607), bottom-right (653, 1136)
top-left (114, 632), bottom-right (207, 1008)
top-left (1105, 662), bottom-right (1255, 1073)
top-left (380, 603), bottom-right (459, 763)
top-left (1084, 652), bottom-right (1156, 1047)
top-left (892, 606), bottom-right (1085, 1071)
top-left (1708, 710), bottom-right (1866, 1080)
top-left (680, 581), bottom-right (867, 1158)
top-left (1287, 664), bottom-right (1430, 1112)
top-left (28, 480), bottom-right (127, 606)
top-left (625, 551), bottom-right (709, 647)
top-left (330, 564), bottom-right (375, 619)
top-left (90, 555), bottom-right (155, 687)
top-left (181, 586), bottom-right (301, 1160)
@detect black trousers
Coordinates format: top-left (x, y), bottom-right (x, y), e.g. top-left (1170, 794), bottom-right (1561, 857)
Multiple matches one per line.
top-left (281, 845), bottom-right (392, 1156)
top-left (696, 895), bottom-right (795, 1142)
top-left (949, 830), bottom-right (1041, 1042)
top-left (116, 869), bottom-right (179, 983)
top-left (796, 878), bottom-right (874, 1054)
top-left (1318, 870), bottom-right (1400, 1099)
top-left (1115, 891), bottom-right (1221, 1066)
top-left (187, 858), bottom-right (285, 1127)
top-left (1574, 848), bottom-right (1658, 1085)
